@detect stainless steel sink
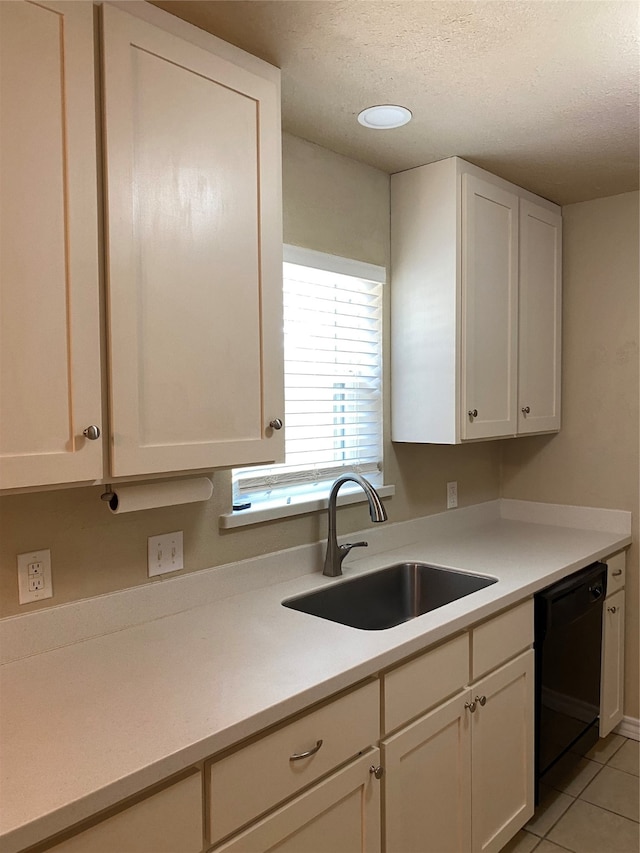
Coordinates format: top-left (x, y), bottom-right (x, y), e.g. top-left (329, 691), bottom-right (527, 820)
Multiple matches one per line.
top-left (283, 562), bottom-right (497, 630)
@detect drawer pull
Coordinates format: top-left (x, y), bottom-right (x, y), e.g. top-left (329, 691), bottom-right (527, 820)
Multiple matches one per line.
top-left (465, 700), bottom-right (477, 713)
top-left (612, 569), bottom-right (623, 576)
top-left (607, 605), bottom-right (618, 614)
top-left (475, 695), bottom-right (487, 707)
top-left (370, 765), bottom-right (384, 779)
top-left (290, 739), bottom-right (323, 761)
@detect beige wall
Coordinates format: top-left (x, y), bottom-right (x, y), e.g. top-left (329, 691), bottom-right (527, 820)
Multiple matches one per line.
top-left (0, 134), bottom-right (501, 618)
top-left (501, 191), bottom-right (639, 718)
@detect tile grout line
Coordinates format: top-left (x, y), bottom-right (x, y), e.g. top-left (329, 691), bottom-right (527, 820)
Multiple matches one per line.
top-left (605, 735), bottom-right (629, 758)
top-left (544, 756), bottom-right (605, 802)
top-left (535, 759), bottom-right (606, 845)
top-left (505, 738), bottom-right (636, 852)
top-left (539, 743), bottom-right (639, 852)
top-left (597, 764), bottom-right (640, 781)
top-left (577, 798), bottom-right (640, 825)
top-left (532, 836), bottom-right (575, 853)
top-left (576, 738), bottom-right (639, 824)
top-left (578, 766), bottom-right (640, 825)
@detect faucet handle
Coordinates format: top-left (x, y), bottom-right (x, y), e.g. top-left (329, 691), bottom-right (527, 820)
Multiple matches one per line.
top-left (339, 541), bottom-right (368, 555)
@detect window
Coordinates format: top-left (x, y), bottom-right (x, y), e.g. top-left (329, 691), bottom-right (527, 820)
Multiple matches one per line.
top-left (232, 246), bottom-right (385, 513)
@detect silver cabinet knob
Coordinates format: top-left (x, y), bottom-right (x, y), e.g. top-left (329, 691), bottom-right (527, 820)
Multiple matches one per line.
top-left (83, 425), bottom-right (101, 440)
top-left (475, 695), bottom-right (487, 707)
top-left (607, 605), bottom-right (618, 614)
top-left (289, 739), bottom-right (323, 761)
top-left (269, 418), bottom-right (283, 430)
top-left (369, 765), bottom-right (384, 779)
top-left (465, 700), bottom-right (477, 713)
top-left (468, 409), bottom-right (478, 419)
top-left (521, 406), bottom-right (531, 415)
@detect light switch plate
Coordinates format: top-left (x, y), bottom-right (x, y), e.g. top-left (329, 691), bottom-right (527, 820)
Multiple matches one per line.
top-left (17, 549), bottom-right (53, 604)
top-left (148, 531), bottom-right (184, 577)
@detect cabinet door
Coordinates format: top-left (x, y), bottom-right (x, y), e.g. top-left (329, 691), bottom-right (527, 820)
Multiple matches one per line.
top-left (212, 750), bottom-right (381, 853)
top-left (600, 589), bottom-right (625, 737)
top-left (0, 1), bottom-right (103, 489)
top-left (471, 650), bottom-right (534, 853)
top-left (518, 201), bottom-right (562, 434)
top-left (102, 5), bottom-right (284, 477)
top-left (461, 174), bottom-right (519, 440)
top-left (383, 691), bottom-right (472, 853)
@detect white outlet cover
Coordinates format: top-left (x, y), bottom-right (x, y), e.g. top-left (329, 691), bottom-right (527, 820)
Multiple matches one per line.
top-left (17, 549), bottom-right (53, 604)
top-left (447, 481), bottom-right (458, 509)
top-left (148, 531), bottom-right (184, 577)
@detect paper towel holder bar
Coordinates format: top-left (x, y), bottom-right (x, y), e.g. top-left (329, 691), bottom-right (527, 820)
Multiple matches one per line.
top-left (99, 477), bottom-right (214, 513)
top-left (100, 486), bottom-right (117, 511)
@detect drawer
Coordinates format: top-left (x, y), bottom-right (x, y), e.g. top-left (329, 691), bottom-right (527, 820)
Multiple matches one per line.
top-left (605, 551), bottom-right (625, 596)
top-left (45, 771), bottom-right (203, 853)
top-left (207, 680), bottom-right (379, 845)
top-left (383, 633), bottom-right (469, 733)
top-left (210, 749), bottom-right (380, 853)
top-left (471, 599), bottom-right (533, 680)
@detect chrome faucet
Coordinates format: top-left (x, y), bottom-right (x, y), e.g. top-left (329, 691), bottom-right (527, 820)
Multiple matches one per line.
top-left (323, 473), bottom-right (388, 577)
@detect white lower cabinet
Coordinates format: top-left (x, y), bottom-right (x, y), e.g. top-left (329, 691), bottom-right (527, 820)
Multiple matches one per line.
top-left (204, 608), bottom-right (534, 853)
top-left (382, 651), bottom-right (534, 853)
top-left (470, 651), bottom-right (535, 853)
top-left (600, 552), bottom-right (626, 737)
top-left (206, 681), bottom-right (380, 847)
top-left (44, 771), bottom-right (203, 853)
top-left (600, 589), bottom-right (625, 737)
top-left (383, 690), bottom-right (472, 853)
top-left (210, 749), bottom-right (381, 853)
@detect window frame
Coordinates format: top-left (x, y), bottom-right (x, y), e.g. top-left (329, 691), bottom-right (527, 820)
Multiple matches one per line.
top-left (223, 245), bottom-right (389, 526)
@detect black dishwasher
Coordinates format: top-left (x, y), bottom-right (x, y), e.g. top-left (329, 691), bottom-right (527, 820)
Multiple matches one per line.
top-left (534, 561), bottom-right (607, 802)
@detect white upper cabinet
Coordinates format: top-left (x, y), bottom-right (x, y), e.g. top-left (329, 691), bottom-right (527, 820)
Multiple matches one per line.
top-left (391, 157), bottom-right (562, 444)
top-left (0, 1), bottom-right (103, 489)
top-left (1, 1), bottom-right (284, 491)
top-left (461, 175), bottom-right (519, 440)
top-left (101, 4), bottom-right (284, 477)
top-left (517, 200), bottom-right (562, 434)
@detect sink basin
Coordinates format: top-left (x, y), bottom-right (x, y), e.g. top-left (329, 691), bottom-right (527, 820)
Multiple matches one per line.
top-left (283, 562), bottom-right (497, 630)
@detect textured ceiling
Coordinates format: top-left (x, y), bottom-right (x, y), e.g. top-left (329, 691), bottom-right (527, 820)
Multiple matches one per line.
top-left (153, 0), bottom-right (639, 204)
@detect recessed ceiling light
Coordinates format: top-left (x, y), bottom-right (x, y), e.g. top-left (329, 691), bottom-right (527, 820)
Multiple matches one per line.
top-left (357, 104), bottom-right (412, 129)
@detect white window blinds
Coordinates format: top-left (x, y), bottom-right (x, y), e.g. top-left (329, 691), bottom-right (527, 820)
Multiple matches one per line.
top-left (233, 247), bottom-right (384, 507)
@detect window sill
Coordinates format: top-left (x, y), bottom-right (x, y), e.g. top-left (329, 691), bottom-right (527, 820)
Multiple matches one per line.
top-left (219, 484), bottom-right (395, 529)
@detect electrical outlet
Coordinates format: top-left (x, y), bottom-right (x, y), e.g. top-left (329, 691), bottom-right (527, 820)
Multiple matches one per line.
top-left (17, 549), bottom-right (53, 604)
top-left (148, 531), bottom-right (184, 577)
top-left (447, 481), bottom-right (458, 509)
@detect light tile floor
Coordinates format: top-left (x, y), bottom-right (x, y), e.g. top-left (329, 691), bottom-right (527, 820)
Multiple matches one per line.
top-left (501, 734), bottom-right (639, 853)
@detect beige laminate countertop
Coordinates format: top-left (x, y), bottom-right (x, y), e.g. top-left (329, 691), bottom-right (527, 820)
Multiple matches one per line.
top-left (0, 500), bottom-right (631, 852)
